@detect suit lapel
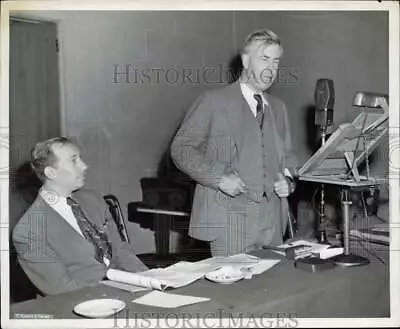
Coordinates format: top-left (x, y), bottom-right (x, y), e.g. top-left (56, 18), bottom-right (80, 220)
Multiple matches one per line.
top-left (222, 82), bottom-right (257, 153)
top-left (35, 195), bottom-right (92, 245)
top-left (72, 191), bottom-right (104, 228)
top-left (29, 195), bottom-right (100, 263)
top-left (263, 93), bottom-right (284, 167)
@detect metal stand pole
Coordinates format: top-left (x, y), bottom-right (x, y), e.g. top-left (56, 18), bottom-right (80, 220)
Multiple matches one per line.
top-left (331, 188), bottom-right (370, 267)
top-left (316, 130), bottom-right (329, 244)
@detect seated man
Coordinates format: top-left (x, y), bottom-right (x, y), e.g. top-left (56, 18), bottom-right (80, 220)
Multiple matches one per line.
top-left (12, 137), bottom-right (148, 296)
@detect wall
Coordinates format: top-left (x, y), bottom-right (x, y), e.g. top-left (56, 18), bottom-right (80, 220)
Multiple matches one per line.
top-left (15, 10), bottom-right (389, 253)
top-left (267, 11), bottom-right (389, 167)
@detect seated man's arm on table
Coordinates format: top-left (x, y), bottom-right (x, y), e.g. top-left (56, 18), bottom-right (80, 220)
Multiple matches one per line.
top-left (12, 220), bottom-right (106, 296)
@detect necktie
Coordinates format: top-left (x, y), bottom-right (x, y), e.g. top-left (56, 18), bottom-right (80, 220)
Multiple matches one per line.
top-left (253, 94), bottom-right (264, 129)
top-left (67, 197), bottom-right (112, 265)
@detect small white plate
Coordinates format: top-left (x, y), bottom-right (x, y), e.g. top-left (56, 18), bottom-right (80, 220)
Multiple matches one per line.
top-left (73, 298), bottom-right (126, 318)
top-left (205, 267), bottom-right (244, 284)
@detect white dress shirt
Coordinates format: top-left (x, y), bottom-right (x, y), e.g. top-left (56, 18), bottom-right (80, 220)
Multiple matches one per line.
top-left (240, 82), bottom-right (268, 117)
top-left (40, 189), bottom-right (84, 237)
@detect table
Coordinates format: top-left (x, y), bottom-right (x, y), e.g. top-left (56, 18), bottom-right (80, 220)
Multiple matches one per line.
top-left (9, 249), bottom-right (390, 319)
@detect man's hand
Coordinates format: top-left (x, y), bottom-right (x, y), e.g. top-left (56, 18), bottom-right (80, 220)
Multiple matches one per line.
top-left (274, 173), bottom-right (291, 198)
top-left (218, 172), bottom-right (246, 197)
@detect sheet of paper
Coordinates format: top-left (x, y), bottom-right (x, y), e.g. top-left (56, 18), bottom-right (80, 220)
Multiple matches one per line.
top-left (164, 261), bottom-right (219, 274)
top-left (142, 268), bottom-right (204, 288)
top-left (212, 254), bottom-right (280, 275)
top-left (100, 280), bottom-right (149, 292)
top-left (132, 291), bottom-right (210, 308)
top-left (190, 253), bottom-right (281, 278)
top-left (278, 239), bottom-right (329, 249)
top-left (194, 254), bottom-right (259, 268)
top-left (248, 259), bottom-right (281, 275)
top-left (314, 247), bottom-right (344, 259)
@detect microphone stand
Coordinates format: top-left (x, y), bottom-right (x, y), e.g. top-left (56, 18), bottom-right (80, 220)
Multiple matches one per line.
top-left (316, 126), bottom-right (329, 244)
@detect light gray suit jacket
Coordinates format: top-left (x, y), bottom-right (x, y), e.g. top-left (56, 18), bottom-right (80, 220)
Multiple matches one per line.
top-left (12, 189), bottom-right (148, 296)
top-left (171, 82), bottom-right (297, 242)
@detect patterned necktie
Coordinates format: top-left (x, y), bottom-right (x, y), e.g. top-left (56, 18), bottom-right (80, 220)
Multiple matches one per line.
top-left (67, 197), bottom-right (112, 265)
top-left (253, 94), bottom-right (264, 129)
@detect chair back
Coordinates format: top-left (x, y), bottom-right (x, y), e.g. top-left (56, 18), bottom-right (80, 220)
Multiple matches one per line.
top-left (103, 194), bottom-right (130, 243)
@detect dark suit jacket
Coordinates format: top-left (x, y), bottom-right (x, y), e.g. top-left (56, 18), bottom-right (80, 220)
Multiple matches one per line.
top-left (12, 189), bottom-right (148, 296)
top-left (171, 82), bottom-right (298, 242)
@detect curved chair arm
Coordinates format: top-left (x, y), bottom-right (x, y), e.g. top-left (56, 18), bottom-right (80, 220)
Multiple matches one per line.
top-left (103, 194), bottom-right (130, 243)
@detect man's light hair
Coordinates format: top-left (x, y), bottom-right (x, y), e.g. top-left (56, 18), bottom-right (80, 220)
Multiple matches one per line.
top-left (242, 29), bottom-right (282, 54)
top-left (31, 136), bottom-right (78, 182)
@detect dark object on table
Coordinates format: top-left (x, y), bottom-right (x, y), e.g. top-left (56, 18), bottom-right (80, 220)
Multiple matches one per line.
top-left (294, 257), bottom-right (335, 273)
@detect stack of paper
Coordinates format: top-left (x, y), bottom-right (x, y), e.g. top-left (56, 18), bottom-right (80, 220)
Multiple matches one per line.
top-left (104, 253), bottom-right (281, 291)
top-left (314, 247), bottom-right (344, 259)
top-left (272, 240), bottom-right (332, 259)
top-left (191, 253), bottom-right (281, 279)
top-left (350, 225), bottom-right (389, 246)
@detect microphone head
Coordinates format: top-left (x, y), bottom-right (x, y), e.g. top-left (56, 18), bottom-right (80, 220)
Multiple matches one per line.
top-left (314, 79), bottom-right (335, 132)
top-left (315, 78), bottom-right (335, 110)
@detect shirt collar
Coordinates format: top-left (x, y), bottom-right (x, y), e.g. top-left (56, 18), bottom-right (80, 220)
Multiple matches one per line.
top-left (240, 83), bottom-right (267, 104)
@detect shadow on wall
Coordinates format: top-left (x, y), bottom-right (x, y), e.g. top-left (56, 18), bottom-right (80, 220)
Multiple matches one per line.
top-left (10, 161), bottom-right (42, 303)
top-left (227, 53), bottom-right (243, 84)
top-left (305, 104), bottom-right (320, 154)
top-left (10, 162), bottom-right (42, 224)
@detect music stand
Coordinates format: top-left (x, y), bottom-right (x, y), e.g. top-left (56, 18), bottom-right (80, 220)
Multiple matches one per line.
top-left (298, 92), bottom-right (389, 267)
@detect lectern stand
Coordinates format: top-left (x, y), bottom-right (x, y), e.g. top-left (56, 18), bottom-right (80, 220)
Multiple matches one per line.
top-left (333, 188), bottom-right (369, 266)
top-left (299, 175), bottom-right (386, 266)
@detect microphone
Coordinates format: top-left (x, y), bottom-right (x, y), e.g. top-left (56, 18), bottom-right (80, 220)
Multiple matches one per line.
top-left (314, 78), bottom-right (335, 135)
top-left (313, 79), bottom-right (335, 244)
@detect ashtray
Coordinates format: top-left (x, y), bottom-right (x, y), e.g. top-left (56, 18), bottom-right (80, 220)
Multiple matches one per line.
top-left (205, 266), bottom-right (244, 284)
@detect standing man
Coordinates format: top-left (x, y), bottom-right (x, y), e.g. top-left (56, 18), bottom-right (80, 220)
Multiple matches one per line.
top-left (12, 137), bottom-right (148, 295)
top-left (171, 30), bottom-right (298, 256)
